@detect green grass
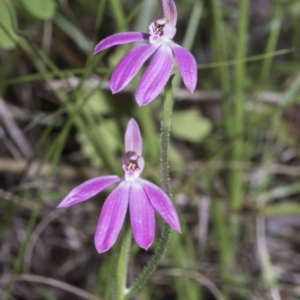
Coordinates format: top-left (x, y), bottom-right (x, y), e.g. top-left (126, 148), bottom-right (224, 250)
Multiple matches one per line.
top-left (1, 0), bottom-right (300, 299)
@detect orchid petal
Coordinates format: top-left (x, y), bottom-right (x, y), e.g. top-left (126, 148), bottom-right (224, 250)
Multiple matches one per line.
top-left (139, 178), bottom-right (181, 232)
top-left (94, 181), bottom-right (130, 253)
top-left (58, 176), bottom-right (121, 208)
top-left (171, 43), bottom-right (197, 93)
top-left (125, 118), bottom-right (143, 155)
top-left (129, 180), bottom-right (155, 250)
top-left (94, 32), bottom-right (149, 54)
top-left (136, 44), bottom-right (173, 106)
top-left (162, 0), bottom-right (177, 25)
top-left (111, 44), bottom-right (158, 94)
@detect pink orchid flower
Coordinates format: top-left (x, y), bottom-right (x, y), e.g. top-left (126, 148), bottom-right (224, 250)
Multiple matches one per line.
top-left (58, 118), bottom-right (181, 253)
top-left (94, 0), bottom-right (197, 106)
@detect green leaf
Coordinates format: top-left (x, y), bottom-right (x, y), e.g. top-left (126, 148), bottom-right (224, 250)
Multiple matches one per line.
top-left (20, 0), bottom-right (56, 20)
top-left (0, 1), bottom-right (18, 49)
top-left (172, 110), bottom-right (212, 142)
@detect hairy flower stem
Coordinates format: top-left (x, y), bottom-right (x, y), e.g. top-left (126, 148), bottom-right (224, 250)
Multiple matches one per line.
top-left (124, 76), bottom-right (175, 299)
top-left (115, 227), bottom-right (132, 300)
top-left (160, 75), bottom-right (175, 196)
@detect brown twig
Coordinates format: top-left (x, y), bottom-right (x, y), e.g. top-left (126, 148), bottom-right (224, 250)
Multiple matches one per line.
top-left (10, 274), bottom-right (101, 300)
top-left (154, 268), bottom-right (226, 300)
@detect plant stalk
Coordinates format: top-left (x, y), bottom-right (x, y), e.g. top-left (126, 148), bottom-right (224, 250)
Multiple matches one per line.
top-left (115, 228), bottom-right (132, 300)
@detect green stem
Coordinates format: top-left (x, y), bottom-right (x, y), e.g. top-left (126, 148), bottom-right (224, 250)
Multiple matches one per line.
top-left (229, 0), bottom-right (250, 212)
top-left (110, 0), bottom-right (126, 31)
top-left (210, 0), bottom-right (230, 92)
top-left (260, 0), bottom-right (284, 81)
top-left (211, 198), bottom-right (231, 268)
top-left (115, 228), bottom-right (132, 300)
top-left (124, 76), bottom-right (175, 299)
top-left (160, 75), bottom-right (175, 195)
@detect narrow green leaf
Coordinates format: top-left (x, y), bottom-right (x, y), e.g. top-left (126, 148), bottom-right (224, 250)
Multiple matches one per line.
top-left (20, 0), bottom-right (56, 20)
top-left (53, 13), bottom-right (91, 53)
top-left (0, 1), bottom-right (18, 49)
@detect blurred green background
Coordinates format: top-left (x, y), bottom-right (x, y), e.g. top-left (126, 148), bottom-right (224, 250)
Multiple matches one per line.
top-left (1, 0), bottom-right (300, 299)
